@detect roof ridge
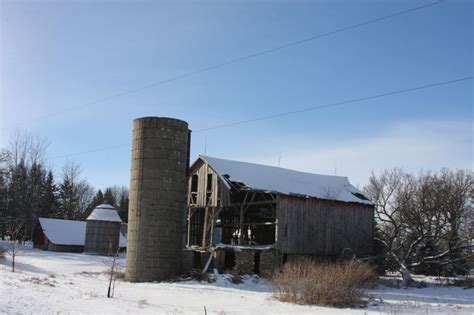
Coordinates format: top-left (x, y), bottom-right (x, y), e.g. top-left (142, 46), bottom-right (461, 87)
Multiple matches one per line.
top-left (200, 155), bottom-right (349, 180)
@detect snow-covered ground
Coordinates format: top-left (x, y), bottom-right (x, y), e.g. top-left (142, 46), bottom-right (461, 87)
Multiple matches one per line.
top-left (1, 242), bottom-right (472, 314)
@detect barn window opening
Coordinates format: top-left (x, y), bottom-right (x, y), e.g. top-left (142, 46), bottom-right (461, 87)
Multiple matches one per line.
top-left (207, 173), bottom-right (213, 191)
top-left (190, 175), bottom-right (198, 205)
top-left (351, 192), bottom-right (370, 201)
top-left (191, 175), bottom-right (198, 192)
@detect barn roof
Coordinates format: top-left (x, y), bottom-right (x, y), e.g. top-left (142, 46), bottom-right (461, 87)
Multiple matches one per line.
top-left (37, 218), bottom-right (127, 247)
top-left (86, 204), bottom-right (122, 222)
top-left (198, 156), bottom-right (373, 205)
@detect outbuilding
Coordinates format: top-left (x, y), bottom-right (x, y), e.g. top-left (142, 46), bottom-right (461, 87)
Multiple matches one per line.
top-left (85, 204), bottom-right (123, 255)
top-left (32, 216), bottom-right (127, 253)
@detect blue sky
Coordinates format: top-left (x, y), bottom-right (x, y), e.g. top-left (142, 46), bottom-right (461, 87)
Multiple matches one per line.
top-left (1, 0), bottom-right (472, 189)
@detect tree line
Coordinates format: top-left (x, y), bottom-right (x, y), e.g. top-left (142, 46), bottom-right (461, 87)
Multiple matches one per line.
top-left (0, 131), bottom-right (128, 240)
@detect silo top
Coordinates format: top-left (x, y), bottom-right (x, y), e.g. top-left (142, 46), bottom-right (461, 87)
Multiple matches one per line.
top-left (133, 116), bottom-right (189, 130)
top-left (86, 204), bottom-right (122, 223)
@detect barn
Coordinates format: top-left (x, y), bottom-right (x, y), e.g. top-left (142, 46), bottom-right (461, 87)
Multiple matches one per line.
top-left (33, 217), bottom-right (127, 253)
top-left (186, 156), bottom-right (375, 274)
top-left (33, 218), bottom-right (87, 252)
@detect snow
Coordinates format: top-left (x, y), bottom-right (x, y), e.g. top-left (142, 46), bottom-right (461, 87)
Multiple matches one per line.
top-left (214, 244), bottom-right (275, 252)
top-left (118, 233), bottom-right (127, 248)
top-left (200, 156), bottom-right (374, 205)
top-left (38, 218), bottom-right (86, 246)
top-left (87, 204), bottom-right (122, 222)
top-left (1, 242), bottom-right (472, 314)
top-left (38, 217), bottom-right (127, 247)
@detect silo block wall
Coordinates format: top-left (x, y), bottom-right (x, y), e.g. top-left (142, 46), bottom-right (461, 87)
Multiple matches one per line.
top-left (125, 117), bottom-right (189, 282)
top-left (84, 221), bottom-right (121, 255)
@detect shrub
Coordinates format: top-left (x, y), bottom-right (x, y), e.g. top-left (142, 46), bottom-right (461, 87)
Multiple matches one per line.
top-left (271, 258), bottom-right (376, 307)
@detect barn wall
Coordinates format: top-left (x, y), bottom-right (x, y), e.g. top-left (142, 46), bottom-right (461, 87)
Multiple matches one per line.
top-left (46, 241), bottom-right (84, 253)
top-left (32, 224), bottom-right (46, 249)
top-left (276, 196), bottom-right (374, 257)
top-left (188, 162), bottom-right (219, 208)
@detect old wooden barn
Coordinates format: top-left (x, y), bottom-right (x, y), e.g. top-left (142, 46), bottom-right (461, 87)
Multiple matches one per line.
top-left (187, 156), bottom-right (375, 265)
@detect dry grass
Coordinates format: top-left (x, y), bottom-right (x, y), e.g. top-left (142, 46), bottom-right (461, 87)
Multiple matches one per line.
top-left (271, 259), bottom-right (377, 307)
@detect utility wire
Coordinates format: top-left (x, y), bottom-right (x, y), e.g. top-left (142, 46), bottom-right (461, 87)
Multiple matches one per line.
top-left (194, 76), bottom-right (472, 132)
top-left (11, 0), bottom-right (442, 127)
top-left (51, 75), bottom-right (472, 160)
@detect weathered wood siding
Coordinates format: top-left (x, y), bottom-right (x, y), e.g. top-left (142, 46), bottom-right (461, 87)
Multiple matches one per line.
top-left (188, 161), bottom-right (220, 208)
top-left (276, 195), bottom-right (374, 257)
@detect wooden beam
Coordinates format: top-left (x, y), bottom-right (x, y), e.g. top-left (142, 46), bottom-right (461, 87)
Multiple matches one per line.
top-left (209, 207), bottom-right (215, 246)
top-left (221, 222), bottom-right (276, 227)
top-left (225, 200), bottom-right (276, 208)
top-left (202, 207), bottom-right (209, 247)
top-left (238, 192), bottom-right (249, 245)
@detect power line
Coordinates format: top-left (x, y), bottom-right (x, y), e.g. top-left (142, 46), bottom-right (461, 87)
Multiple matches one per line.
top-left (10, 0), bottom-right (442, 127)
top-left (194, 76), bottom-right (472, 132)
top-left (50, 75), bottom-right (472, 160)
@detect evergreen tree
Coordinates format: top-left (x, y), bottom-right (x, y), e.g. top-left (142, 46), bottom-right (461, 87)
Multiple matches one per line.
top-left (118, 194), bottom-right (129, 223)
top-left (26, 162), bottom-right (45, 235)
top-left (83, 189), bottom-right (104, 218)
top-left (41, 171), bottom-right (58, 218)
top-left (7, 159), bottom-right (29, 235)
top-left (0, 169), bottom-right (7, 239)
top-left (58, 175), bottom-right (78, 219)
top-left (103, 187), bottom-right (116, 207)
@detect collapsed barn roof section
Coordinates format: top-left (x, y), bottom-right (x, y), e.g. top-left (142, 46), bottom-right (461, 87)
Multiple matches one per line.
top-left (198, 155), bottom-right (374, 205)
top-left (37, 218), bottom-right (127, 247)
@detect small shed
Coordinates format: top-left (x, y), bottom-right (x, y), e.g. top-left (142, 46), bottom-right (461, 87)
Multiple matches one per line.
top-left (33, 217), bottom-right (127, 253)
top-left (33, 218), bottom-right (87, 252)
top-left (84, 204), bottom-right (123, 255)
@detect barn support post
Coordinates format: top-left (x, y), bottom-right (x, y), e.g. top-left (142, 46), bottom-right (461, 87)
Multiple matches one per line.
top-left (209, 207), bottom-right (215, 246)
top-left (202, 207), bottom-right (209, 247)
top-left (186, 209), bottom-right (193, 247)
top-left (238, 191), bottom-right (257, 245)
top-left (238, 192), bottom-right (249, 245)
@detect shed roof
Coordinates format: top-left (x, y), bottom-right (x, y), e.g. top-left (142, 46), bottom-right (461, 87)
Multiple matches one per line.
top-left (86, 204), bottom-right (122, 222)
top-left (198, 156), bottom-right (373, 205)
top-left (37, 218), bottom-right (127, 247)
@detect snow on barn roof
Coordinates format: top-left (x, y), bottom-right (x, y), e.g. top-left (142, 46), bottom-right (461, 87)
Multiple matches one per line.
top-left (86, 204), bottom-right (122, 222)
top-left (37, 218), bottom-right (127, 247)
top-left (38, 218), bottom-right (86, 246)
top-left (199, 156), bottom-right (373, 205)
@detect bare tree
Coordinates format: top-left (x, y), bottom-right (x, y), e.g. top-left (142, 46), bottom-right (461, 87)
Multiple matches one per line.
top-left (107, 242), bottom-right (121, 298)
top-left (77, 181), bottom-right (95, 216)
top-left (59, 160), bottom-right (94, 219)
top-left (7, 130), bottom-right (49, 168)
top-left (365, 169), bottom-right (473, 285)
top-left (62, 160), bottom-right (82, 186)
top-left (6, 221), bottom-right (25, 272)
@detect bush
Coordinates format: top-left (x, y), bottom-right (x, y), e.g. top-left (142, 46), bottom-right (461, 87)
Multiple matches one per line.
top-left (271, 259), bottom-right (376, 307)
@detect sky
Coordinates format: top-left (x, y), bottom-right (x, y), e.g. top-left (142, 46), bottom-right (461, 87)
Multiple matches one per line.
top-left (0, 0), bottom-right (472, 190)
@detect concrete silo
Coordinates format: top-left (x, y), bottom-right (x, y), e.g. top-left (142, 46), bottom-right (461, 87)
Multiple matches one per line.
top-left (125, 117), bottom-right (190, 282)
top-left (84, 204), bottom-right (122, 255)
